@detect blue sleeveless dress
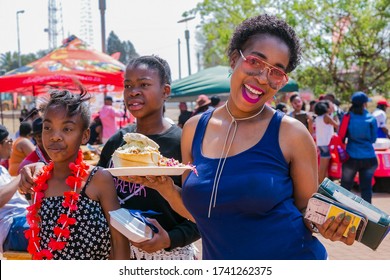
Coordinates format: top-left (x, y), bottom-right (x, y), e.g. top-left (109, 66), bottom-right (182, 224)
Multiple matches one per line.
top-left (182, 110), bottom-right (327, 260)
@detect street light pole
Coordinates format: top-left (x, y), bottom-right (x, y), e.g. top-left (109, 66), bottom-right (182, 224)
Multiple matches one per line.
top-left (16, 10), bottom-right (25, 68)
top-left (184, 29), bottom-right (191, 75)
top-left (177, 38), bottom-right (182, 79)
top-left (99, 0), bottom-right (106, 53)
top-left (178, 16), bottom-right (195, 76)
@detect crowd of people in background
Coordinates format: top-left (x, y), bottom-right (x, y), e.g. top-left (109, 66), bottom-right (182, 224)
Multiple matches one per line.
top-left (177, 95), bottom-right (226, 128)
top-left (273, 90), bottom-right (385, 204)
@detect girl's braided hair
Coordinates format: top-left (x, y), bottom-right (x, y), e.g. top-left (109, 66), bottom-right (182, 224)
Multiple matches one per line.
top-left (127, 55), bottom-right (172, 85)
top-left (41, 88), bottom-right (91, 130)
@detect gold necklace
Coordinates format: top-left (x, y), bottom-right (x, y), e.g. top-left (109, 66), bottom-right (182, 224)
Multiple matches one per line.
top-left (208, 101), bottom-right (266, 218)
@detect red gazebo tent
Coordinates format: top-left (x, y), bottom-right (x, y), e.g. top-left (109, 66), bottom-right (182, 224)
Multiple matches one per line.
top-left (0, 35), bottom-right (125, 95)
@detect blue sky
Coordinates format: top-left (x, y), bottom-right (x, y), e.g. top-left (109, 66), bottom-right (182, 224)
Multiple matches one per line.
top-left (0, 0), bottom-right (202, 81)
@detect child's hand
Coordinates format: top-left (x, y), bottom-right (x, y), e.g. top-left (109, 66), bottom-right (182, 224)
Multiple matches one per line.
top-left (130, 218), bottom-right (170, 253)
top-left (19, 162), bottom-right (45, 195)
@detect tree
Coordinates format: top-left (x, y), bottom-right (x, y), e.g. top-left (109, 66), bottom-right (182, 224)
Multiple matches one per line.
top-left (0, 50), bottom-right (48, 74)
top-left (186, 0), bottom-right (390, 100)
top-left (0, 52), bottom-right (19, 73)
top-left (184, 0), bottom-right (269, 67)
top-left (285, 0), bottom-right (390, 100)
top-left (106, 31), bottom-right (139, 64)
top-left (122, 40), bottom-right (138, 64)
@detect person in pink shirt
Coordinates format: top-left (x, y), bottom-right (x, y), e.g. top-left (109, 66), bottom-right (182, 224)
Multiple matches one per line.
top-left (99, 96), bottom-right (124, 143)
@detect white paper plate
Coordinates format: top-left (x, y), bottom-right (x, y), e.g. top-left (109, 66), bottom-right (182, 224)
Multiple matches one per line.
top-left (105, 166), bottom-right (193, 176)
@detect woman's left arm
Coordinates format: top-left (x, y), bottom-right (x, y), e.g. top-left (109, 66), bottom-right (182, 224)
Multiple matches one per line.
top-left (282, 119), bottom-right (318, 210)
top-left (324, 114), bottom-right (339, 131)
top-left (280, 118), bottom-right (356, 245)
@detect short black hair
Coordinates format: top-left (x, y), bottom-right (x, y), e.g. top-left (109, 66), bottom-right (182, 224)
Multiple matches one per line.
top-left (314, 101), bottom-right (329, 116)
top-left (211, 95), bottom-right (221, 106)
top-left (275, 102), bottom-right (287, 112)
top-left (0, 124), bottom-right (9, 142)
top-left (289, 93), bottom-right (300, 103)
top-left (104, 96), bottom-right (113, 102)
top-left (19, 122), bottom-right (32, 137)
top-left (324, 93), bottom-right (335, 100)
top-left (127, 55), bottom-right (172, 85)
top-left (41, 89), bottom-right (91, 130)
top-left (227, 14), bottom-right (301, 73)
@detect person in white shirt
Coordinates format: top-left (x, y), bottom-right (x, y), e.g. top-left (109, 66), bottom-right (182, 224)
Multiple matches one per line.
top-left (323, 93), bottom-right (344, 121)
top-left (372, 98), bottom-right (390, 138)
top-left (314, 101), bottom-right (339, 184)
top-left (0, 125), bottom-right (29, 253)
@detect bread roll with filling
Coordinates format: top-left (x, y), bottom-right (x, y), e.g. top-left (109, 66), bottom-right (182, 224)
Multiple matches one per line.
top-left (112, 133), bottom-right (162, 167)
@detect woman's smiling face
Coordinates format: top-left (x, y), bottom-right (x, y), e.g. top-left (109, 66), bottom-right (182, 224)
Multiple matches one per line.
top-left (229, 34), bottom-right (290, 112)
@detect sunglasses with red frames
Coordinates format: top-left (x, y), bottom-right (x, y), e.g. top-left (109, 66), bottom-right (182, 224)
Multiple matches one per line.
top-left (239, 50), bottom-right (288, 90)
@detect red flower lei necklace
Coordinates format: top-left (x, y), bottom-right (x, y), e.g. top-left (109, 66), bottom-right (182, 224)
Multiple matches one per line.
top-left (25, 150), bottom-right (89, 260)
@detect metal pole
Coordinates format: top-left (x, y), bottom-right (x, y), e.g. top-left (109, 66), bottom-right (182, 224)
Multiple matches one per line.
top-left (178, 39), bottom-right (182, 79)
top-left (16, 10), bottom-right (25, 68)
top-left (197, 52), bottom-right (200, 72)
top-left (185, 29), bottom-right (191, 75)
top-left (0, 94), bottom-right (3, 125)
top-left (177, 16), bottom-right (195, 77)
top-left (99, 0), bottom-right (106, 53)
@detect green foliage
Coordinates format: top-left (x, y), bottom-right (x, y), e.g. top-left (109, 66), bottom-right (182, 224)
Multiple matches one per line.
top-left (187, 0), bottom-right (390, 101)
top-left (186, 0), bottom-right (270, 68)
top-left (106, 31), bottom-right (139, 64)
top-left (0, 51), bottom-right (47, 74)
top-left (0, 52), bottom-right (19, 73)
top-left (286, 0), bottom-right (390, 100)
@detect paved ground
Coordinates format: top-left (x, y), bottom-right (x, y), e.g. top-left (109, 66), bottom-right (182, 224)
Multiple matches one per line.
top-left (316, 192), bottom-right (390, 260)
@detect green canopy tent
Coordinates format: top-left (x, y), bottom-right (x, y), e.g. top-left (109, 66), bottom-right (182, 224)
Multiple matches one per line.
top-left (170, 66), bottom-right (231, 102)
top-left (279, 78), bottom-right (299, 92)
top-left (170, 65), bottom-right (298, 102)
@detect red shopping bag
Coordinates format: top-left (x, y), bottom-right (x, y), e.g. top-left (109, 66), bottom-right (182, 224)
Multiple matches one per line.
top-left (329, 134), bottom-right (349, 163)
top-left (328, 134), bottom-right (349, 179)
top-left (328, 159), bottom-right (342, 179)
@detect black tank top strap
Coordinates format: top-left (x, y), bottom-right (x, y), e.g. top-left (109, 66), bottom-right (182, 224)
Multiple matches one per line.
top-left (80, 166), bottom-right (102, 195)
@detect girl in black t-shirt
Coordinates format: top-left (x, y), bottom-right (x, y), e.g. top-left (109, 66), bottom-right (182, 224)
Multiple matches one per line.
top-left (98, 55), bottom-right (200, 260)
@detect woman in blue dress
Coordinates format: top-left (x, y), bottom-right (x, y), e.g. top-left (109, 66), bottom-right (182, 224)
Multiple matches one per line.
top-left (92, 14), bottom-right (357, 260)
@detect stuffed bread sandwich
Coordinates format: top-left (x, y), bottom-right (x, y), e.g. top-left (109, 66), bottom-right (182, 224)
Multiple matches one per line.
top-left (112, 133), bottom-right (162, 167)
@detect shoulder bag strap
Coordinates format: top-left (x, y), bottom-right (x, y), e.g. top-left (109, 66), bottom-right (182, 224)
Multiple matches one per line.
top-left (338, 113), bottom-right (350, 143)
